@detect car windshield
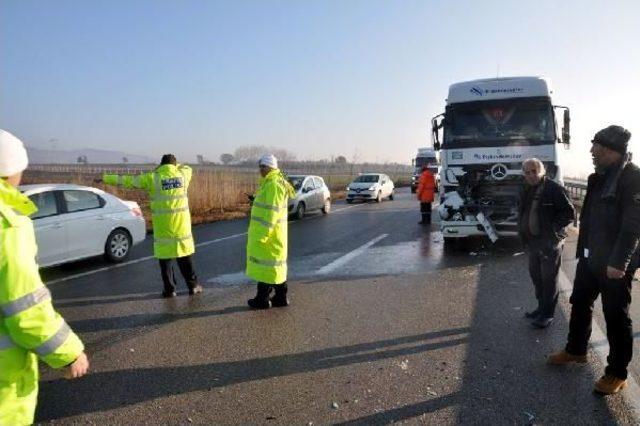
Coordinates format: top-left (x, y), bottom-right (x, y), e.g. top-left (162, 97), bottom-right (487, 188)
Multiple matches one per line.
top-left (353, 175), bottom-right (379, 183)
top-left (443, 97), bottom-right (555, 148)
top-left (288, 176), bottom-right (305, 190)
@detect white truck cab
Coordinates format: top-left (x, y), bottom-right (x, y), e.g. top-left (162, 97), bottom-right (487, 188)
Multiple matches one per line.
top-left (431, 76), bottom-right (570, 242)
top-left (411, 147), bottom-right (439, 193)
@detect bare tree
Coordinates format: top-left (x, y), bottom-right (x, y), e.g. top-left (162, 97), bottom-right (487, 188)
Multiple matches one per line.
top-left (220, 153), bottom-right (234, 165)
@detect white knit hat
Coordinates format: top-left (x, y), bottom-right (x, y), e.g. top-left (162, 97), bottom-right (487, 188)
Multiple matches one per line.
top-left (258, 154), bottom-right (278, 169)
top-left (0, 129), bottom-right (29, 177)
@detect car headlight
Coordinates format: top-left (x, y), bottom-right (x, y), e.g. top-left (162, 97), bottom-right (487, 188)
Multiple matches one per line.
top-left (346, 186), bottom-right (350, 191)
top-left (367, 185), bottom-right (377, 191)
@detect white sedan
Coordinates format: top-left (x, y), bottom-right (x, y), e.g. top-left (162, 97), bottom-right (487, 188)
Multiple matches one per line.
top-left (19, 184), bottom-right (146, 268)
top-left (346, 173), bottom-right (395, 203)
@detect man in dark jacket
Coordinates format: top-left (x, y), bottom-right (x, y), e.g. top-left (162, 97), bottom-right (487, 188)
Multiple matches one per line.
top-left (519, 158), bottom-right (575, 328)
top-left (548, 125), bottom-right (640, 395)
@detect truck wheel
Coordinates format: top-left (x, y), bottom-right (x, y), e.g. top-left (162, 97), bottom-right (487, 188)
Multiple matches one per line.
top-left (104, 228), bottom-right (132, 263)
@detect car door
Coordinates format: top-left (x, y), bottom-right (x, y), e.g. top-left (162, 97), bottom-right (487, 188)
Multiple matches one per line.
top-left (301, 178), bottom-right (315, 209)
top-left (28, 190), bottom-right (68, 267)
top-left (312, 177), bottom-right (325, 209)
top-left (60, 189), bottom-right (109, 260)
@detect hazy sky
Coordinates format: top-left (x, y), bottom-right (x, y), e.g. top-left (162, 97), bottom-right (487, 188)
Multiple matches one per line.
top-left (1, 0), bottom-right (638, 176)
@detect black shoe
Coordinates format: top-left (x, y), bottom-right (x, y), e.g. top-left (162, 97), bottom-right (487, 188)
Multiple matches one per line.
top-left (524, 308), bottom-right (541, 319)
top-left (189, 285), bottom-right (203, 295)
top-left (248, 298), bottom-right (271, 309)
top-left (162, 291), bottom-right (177, 298)
top-left (271, 297), bottom-right (289, 307)
top-left (531, 317), bottom-right (554, 329)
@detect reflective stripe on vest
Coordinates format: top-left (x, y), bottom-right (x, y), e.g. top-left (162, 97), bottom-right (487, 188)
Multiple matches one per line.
top-left (33, 321), bottom-right (71, 357)
top-left (154, 234), bottom-right (193, 245)
top-left (252, 201), bottom-right (283, 212)
top-left (0, 335), bottom-right (16, 351)
top-left (248, 256), bottom-right (285, 267)
top-left (0, 286), bottom-right (51, 317)
top-left (251, 216), bottom-right (286, 229)
top-left (152, 206), bottom-right (190, 215)
top-left (153, 193), bottom-right (188, 202)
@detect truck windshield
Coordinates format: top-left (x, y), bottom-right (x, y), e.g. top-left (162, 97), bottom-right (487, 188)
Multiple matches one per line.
top-left (415, 157), bottom-right (436, 168)
top-left (443, 97), bottom-right (555, 148)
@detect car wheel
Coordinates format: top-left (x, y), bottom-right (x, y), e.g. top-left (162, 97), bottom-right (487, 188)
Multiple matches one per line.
top-left (411, 187), bottom-right (416, 194)
top-left (389, 191), bottom-right (394, 201)
top-left (322, 198), bottom-right (331, 214)
top-left (375, 191), bottom-right (382, 203)
top-left (295, 202), bottom-right (306, 220)
top-left (346, 199), bottom-right (353, 204)
top-left (104, 228), bottom-right (132, 263)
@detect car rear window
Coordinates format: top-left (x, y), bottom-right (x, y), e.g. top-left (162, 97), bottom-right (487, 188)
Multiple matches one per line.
top-left (63, 190), bottom-right (104, 212)
top-left (29, 191), bottom-right (59, 219)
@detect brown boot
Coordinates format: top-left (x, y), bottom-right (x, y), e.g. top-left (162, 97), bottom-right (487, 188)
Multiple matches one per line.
top-left (594, 375), bottom-right (627, 395)
top-left (547, 350), bottom-right (587, 365)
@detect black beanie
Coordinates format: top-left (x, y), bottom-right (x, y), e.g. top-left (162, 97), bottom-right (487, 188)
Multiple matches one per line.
top-left (592, 125), bottom-right (631, 154)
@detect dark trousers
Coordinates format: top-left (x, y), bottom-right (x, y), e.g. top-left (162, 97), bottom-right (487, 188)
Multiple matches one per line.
top-left (254, 282), bottom-right (288, 303)
top-left (420, 202), bottom-right (432, 223)
top-left (566, 259), bottom-right (634, 379)
top-left (159, 255), bottom-right (199, 293)
top-left (527, 243), bottom-right (561, 318)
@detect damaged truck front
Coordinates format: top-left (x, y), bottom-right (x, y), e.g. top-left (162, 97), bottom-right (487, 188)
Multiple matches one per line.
top-left (431, 76), bottom-right (571, 243)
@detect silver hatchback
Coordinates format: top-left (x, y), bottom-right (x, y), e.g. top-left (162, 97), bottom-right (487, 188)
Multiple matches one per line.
top-left (287, 175), bottom-right (332, 219)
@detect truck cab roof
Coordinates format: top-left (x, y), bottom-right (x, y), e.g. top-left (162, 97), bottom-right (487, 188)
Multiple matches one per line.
top-left (447, 76), bottom-right (552, 105)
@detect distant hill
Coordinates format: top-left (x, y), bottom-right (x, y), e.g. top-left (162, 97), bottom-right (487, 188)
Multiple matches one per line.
top-left (26, 147), bottom-right (155, 164)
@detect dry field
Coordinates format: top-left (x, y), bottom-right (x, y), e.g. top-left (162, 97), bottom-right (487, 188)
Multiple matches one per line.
top-left (23, 165), bottom-right (410, 229)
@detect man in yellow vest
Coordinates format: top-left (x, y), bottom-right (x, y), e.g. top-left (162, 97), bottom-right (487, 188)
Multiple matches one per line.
top-left (0, 129), bottom-right (89, 425)
top-left (101, 154), bottom-right (203, 298)
top-left (246, 154), bottom-right (296, 309)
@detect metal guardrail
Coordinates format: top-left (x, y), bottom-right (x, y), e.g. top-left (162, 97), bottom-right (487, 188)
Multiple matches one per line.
top-left (564, 179), bottom-right (588, 204)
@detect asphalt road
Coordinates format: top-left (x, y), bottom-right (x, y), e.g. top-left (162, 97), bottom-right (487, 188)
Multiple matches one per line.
top-left (35, 188), bottom-right (638, 425)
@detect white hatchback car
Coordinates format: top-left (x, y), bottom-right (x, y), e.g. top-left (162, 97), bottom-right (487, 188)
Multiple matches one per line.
top-left (19, 184), bottom-right (146, 268)
top-left (346, 173), bottom-right (395, 203)
top-left (287, 175), bottom-right (332, 219)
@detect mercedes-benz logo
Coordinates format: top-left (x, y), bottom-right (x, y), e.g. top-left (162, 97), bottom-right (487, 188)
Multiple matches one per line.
top-left (491, 163), bottom-right (508, 180)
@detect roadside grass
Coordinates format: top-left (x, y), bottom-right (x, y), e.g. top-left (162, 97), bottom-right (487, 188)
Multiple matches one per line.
top-left (23, 166), bottom-right (409, 229)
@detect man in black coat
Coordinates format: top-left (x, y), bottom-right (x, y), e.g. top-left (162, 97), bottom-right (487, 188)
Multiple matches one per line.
top-left (519, 158), bottom-right (575, 328)
top-left (548, 125), bottom-right (640, 395)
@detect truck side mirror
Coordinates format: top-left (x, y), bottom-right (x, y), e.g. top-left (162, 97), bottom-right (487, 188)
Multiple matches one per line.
top-left (431, 114), bottom-right (443, 151)
top-left (562, 109), bottom-right (570, 146)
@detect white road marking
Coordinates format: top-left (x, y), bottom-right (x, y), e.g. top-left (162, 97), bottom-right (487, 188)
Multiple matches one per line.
top-left (316, 234), bottom-right (388, 275)
top-left (558, 271), bottom-right (640, 421)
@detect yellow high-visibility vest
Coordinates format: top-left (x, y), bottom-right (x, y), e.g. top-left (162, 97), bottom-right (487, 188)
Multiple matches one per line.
top-left (104, 164), bottom-right (195, 259)
top-left (0, 180), bottom-right (84, 425)
top-left (246, 169), bottom-right (296, 284)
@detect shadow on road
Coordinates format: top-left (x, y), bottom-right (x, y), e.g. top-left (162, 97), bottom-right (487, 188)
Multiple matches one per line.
top-left (337, 250), bottom-right (621, 424)
top-left (37, 328), bottom-right (469, 421)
